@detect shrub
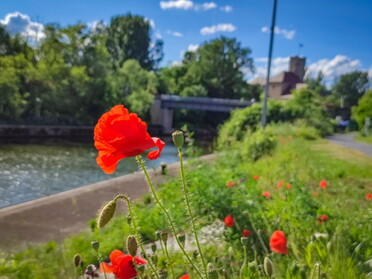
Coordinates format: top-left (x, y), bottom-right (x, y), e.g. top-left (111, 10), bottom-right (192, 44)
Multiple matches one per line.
top-left (352, 90), bottom-right (372, 135)
top-left (241, 129), bottom-right (277, 161)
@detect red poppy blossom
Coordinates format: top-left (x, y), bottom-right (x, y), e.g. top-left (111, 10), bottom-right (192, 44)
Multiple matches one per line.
top-left (225, 181), bottom-right (235, 188)
top-left (263, 191), bottom-right (270, 198)
top-left (319, 180), bottom-right (328, 188)
top-left (366, 193), bottom-right (372, 200)
top-left (224, 215), bottom-right (235, 227)
top-left (312, 192), bottom-right (319, 197)
top-left (100, 250), bottom-right (147, 279)
top-left (179, 275), bottom-right (190, 279)
top-left (242, 229), bottom-right (252, 237)
top-left (286, 184), bottom-right (292, 189)
top-left (94, 105), bottom-right (165, 174)
top-left (270, 231), bottom-right (288, 254)
top-left (318, 215), bottom-right (328, 223)
top-left (277, 181), bottom-right (283, 189)
top-left (253, 175), bottom-right (259, 180)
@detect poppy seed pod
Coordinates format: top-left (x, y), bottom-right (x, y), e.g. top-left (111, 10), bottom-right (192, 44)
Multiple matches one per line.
top-left (97, 200), bottom-right (117, 229)
top-left (73, 254), bottom-right (81, 267)
top-left (264, 256), bottom-right (274, 278)
top-left (172, 130), bottom-right (184, 148)
top-left (91, 241), bottom-right (100, 252)
top-left (151, 242), bottom-right (157, 253)
top-left (177, 233), bottom-right (186, 247)
top-left (160, 231), bottom-right (168, 244)
top-left (127, 235), bottom-right (138, 257)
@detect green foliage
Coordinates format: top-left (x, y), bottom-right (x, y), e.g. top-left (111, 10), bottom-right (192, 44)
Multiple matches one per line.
top-left (331, 71), bottom-right (369, 108)
top-left (240, 129), bottom-right (277, 161)
top-left (352, 90), bottom-right (372, 135)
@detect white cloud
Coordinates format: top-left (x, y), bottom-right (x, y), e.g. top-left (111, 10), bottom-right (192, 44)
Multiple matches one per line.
top-left (187, 44), bottom-right (199, 52)
top-left (160, 0), bottom-right (194, 10)
top-left (200, 23), bottom-right (236, 35)
top-left (145, 18), bottom-right (156, 29)
top-left (220, 5), bottom-right (233, 12)
top-left (0, 11), bottom-right (45, 43)
top-left (166, 30), bottom-right (183, 37)
top-left (171, 61), bottom-right (183, 67)
top-left (155, 32), bottom-right (163, 39)
top-left (251, 57), bottom-right (290, 79)
top-left (160, 0), bottom-right (218, 11)
top-left (306, 55), bottom-right (361, 83)
top-left (261, 26), bottom-right (296, 40)
top-left (368, 66), bottom-right (372, 79)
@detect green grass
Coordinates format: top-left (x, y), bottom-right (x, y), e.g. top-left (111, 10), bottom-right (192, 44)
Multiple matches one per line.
top-left (0, 125), bottom-right (371, 278)
top-left (355, 134), bottom-right (372, 144)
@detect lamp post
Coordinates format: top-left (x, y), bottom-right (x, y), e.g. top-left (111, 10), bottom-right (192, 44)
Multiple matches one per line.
top-left (261, 0), bottom-right (278, 128)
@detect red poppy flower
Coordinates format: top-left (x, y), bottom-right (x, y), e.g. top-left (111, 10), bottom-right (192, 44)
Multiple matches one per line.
top-left (270, 231), bottom-right (288, 254)
top-left (100, 250), bottom-right (147, 279)
top-left (94, 105), bottom-right (165, 174)
top-left (277, 181), bottom-right (283, 189)
top-left (288, 135), bottom-right (293, 140)
top-left (312, 192), bottom-right (319, 197)
top-left (263, 191), bottom-right (270, 198)
top-left (318, 215), bottom-right (328, 223)
top-left (179, 274), bottom-right (190, 279)
top-left (366, 193), bottom-right (372, 200)
top-left (319, 180), bottom-right (328, 188)
top-left (286, 184), bottom-right (292, 189)
top-left (224, 215), bottom-right (235, 227)
top-left (242, 229), bottom-right (252, 237)
top-left (225, 181), bottom-right (235, 188)
top-left (253, 175), bottom-right (259, 180)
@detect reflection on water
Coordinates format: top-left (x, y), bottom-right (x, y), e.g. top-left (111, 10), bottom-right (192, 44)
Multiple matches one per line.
top-left (0, 142), bottom-right (179, 208)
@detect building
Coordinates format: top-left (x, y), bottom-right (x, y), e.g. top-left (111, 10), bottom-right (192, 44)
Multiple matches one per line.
top-left (250, 56), bottom-right (306, 100)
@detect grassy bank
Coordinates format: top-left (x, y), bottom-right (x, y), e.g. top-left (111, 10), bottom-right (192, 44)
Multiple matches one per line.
top-left (0, 125), bottom-right (371, 278)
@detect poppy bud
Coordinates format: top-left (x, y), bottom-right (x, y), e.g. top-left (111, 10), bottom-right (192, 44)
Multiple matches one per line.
top-left (264, 256), bottom-right (274, 278)
top-left (177, 233), bottom-right (186, 247)
top-left (79, 260), bottom-right (85, 268)
top-left (97, 200), bottom-right (117, 229)
top-left (193, 250), bottom-right (199, 259)
top-left (151, 242), bottom-right (157, 253)
top-left (160, 231), bottom-right (168, 244)
top-left (126, 235), bottom-right (138, 257)
top-left (241, 237), bottom-right (249, 246)
top-left (172, 130), bottom-right (184, 148)
top-left (91, 241), bottom-right (100, 252)
top-left (73, 254), bottom-right (81, 267)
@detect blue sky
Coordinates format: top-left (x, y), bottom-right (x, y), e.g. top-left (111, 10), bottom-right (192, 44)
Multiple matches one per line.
top-left (1, 0), bottom-right (371, 84)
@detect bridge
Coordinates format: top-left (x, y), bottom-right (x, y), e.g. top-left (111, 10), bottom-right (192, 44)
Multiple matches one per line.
top-left (150, 94), bottom-right (253, 132)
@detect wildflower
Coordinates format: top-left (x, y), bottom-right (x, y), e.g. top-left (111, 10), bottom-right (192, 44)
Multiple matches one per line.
top-left (312, 192), bottom-right (319, 197)
top-left (85, 264), bottom-right (99, 278)
top-left (277, 181), bottom-right (283, 189)
top-left (242, 229), bottom-right (252, 237)
top-left (366, 193), bottom-right (372, 200)
top-left (253, 175), bottom-right (259, 180)
top-left (318, 215), bottom-right (328, 223)
top-left (319, 180), bottom-right (328, 188)
top-left (225, 181), bottom-right (235, 188)
top-left (288, 135), bottom-right (293, 140)
top-left (179, 274), bottom-right (190, 279)
top-left (263, 191), bottom-right (270, 198)
top-left (270, 231), bottom-right (288, 254)
top-left (224, 215), bottom-right (235, 227)
top-left (286, 184), bottom-right (292, 189)
top-left (94, 105), bottom-right (165, 174)
top-left (100, 250), bottom-right (147, 279)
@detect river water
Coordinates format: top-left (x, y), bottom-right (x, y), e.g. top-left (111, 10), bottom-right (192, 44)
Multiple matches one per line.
top-left (0, 142), bottom-right (179, 208)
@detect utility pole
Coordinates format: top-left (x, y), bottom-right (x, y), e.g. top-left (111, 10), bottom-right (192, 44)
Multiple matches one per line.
top-left (261, 0), bottom-right (278, 128)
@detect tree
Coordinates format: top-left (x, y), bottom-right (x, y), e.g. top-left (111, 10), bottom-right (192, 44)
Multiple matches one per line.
top-left (106, 14), bottom-right (163, 70)
top-left (331, 71), bottom-right (369, 108)
top-left (352, 90), bottom-right (372, 132)
top-left (305, 71), bottom-right (328, 96)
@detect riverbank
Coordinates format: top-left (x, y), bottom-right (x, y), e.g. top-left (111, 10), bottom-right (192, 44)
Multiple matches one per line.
top-left (0, 154), bottom-right (215, 250)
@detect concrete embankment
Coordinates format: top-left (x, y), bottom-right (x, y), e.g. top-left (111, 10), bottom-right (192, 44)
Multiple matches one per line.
top-left (0, 154), bottom-right (216, 250)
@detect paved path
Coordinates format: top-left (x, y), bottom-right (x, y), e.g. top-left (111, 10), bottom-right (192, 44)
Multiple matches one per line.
top-left (326, 133), bottom-right (372, 157)
top-left (0, 154), bottom-right (216, 251)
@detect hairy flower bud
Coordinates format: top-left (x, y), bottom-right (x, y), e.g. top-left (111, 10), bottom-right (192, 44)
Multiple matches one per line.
top-left (127, 235), bottom-right (138, 257)
top-left (97, 200), bottom-right (117, 229)
top-left (177, 233), bottom-right (186, 247)
top-left (91, 241), bottom-right (100, 252)
top-left (73, 254), bottom-right (81, 267)
top-left (264, 256), bottom-right (274, 278)
top-left (172, 130), bottom-right (184, 148)
top-left (160, 231), bottom-right (168, 244)
top-left (151, 242), bottom-right (157, 253)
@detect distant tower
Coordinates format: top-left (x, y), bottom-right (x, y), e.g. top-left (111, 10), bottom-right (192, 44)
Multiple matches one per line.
top-left (289, 56), bottom-right (306, 82)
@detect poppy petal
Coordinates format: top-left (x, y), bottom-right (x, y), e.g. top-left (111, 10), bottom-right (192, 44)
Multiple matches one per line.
top-left (100, 262), bottom-right (114, 273)
top-left (147, 137), bottom-right (165, 160)
top-left (96, 153), bottom-right (126, 174)
top-left (134, 256), bottom-right (148, 265)
top-left (110, 250), bottom-right (125, 265)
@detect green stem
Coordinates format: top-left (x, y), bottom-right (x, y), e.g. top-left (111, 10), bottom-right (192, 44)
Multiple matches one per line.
top-left (96, 251), bottom-right (108, 279)
top-left (245, 211), bottom-right (269, 254)
top-left (178, 148), bottom-right (208, 278)
top-left (114, 195), bottom-right (160, 279)
top-left (240, 245), bottom-right (248, 278)
top-left (159, 240), bottom-right (175, 279)
top-left (136, 156), bottom-right (204, 279)
top-left (132, 256), bottom-right (145, 279)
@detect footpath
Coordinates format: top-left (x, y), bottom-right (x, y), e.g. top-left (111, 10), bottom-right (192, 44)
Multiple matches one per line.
top-left (326, 133), bottom-right (372, 157)
top-left (0, 154), bottom-right (215, 250)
